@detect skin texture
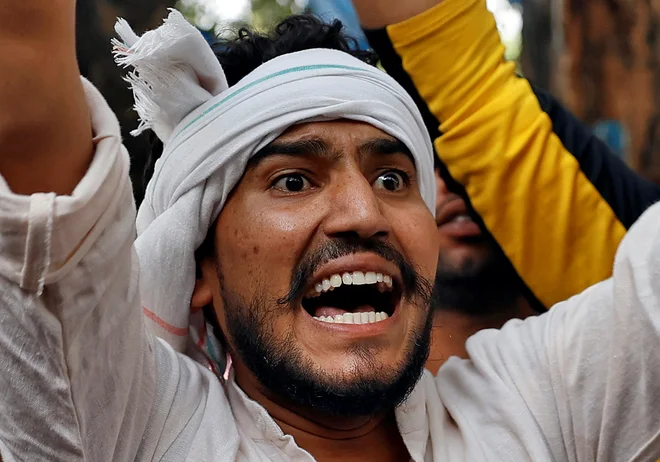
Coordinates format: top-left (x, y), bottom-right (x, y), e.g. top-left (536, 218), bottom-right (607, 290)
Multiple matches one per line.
top-left (193, 120), bottom-right (439, 462)
top-left (0, 0), bottom-right (92, 195)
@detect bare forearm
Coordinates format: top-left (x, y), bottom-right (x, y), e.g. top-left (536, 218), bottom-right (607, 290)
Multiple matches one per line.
top-left (351, 0), bottom-right (442, 28)
top-left (0, 0), bottom-right (92, 195)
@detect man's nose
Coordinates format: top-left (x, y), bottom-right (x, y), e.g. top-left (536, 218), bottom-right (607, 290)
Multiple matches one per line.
top-left (321, 170), bottom-right (391, 241)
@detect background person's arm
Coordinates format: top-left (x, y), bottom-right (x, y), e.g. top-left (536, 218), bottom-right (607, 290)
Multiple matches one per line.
top-left (0, 0), bottom-right (92, 195)
top-left (353, 0), bottom-right (660, 309)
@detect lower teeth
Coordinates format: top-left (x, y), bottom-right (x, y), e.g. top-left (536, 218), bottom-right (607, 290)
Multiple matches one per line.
top-left (314, 311), bottom-right (389, 324)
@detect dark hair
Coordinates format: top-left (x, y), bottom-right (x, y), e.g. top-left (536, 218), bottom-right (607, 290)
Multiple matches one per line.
top-left (142, 15), bottom-right (378, 194)
top-left (213, 15), bottom-right (377, 87)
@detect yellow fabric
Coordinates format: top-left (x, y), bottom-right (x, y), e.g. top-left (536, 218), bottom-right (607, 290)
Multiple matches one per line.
top-left (386, 0), bottom-right (626, 308)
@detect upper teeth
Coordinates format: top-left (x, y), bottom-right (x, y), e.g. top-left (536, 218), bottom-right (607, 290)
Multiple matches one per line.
top-left (314, 271), bottom-right (393, 294)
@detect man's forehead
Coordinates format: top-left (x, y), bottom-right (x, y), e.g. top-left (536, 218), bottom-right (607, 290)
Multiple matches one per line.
top-left (277, 119), bottom-right (393, 140)
top-left (249, 120), bottom-right (414, 167)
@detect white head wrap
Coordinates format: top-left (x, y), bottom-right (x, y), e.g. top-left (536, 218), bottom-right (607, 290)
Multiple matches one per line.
top-left (114, 10), bottom-right (436, 363)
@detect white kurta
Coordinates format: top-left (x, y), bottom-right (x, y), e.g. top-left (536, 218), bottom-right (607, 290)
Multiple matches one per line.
top-left (1, 81), bottom-right (659, 461)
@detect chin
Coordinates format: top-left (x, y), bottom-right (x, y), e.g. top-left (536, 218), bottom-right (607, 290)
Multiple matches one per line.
top-left (228, 302), bottom-right (432, 419)
top-left (302, 337), bottom-right (413, 380)
top-left (438, 246), bottom-right (492, 278)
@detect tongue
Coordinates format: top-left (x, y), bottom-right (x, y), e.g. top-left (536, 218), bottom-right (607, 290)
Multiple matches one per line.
top-left (313, 305), bottom-right (376, 318)
top-left (313, 307), bottom-right (346, 318)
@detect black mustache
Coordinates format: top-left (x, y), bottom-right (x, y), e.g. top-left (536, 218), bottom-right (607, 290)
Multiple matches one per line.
top-left (277, 239), bottom-right (430, 306)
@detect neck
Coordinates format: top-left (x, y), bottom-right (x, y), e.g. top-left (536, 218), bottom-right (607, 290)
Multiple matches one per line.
top-left (426, 296), bottom-right (535, 374)
top-left (232, 360), bottom-right (411, 462)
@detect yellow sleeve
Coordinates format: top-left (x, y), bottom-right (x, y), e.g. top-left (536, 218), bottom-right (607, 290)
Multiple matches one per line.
top-left (386, 0), bottom-right (626, 308)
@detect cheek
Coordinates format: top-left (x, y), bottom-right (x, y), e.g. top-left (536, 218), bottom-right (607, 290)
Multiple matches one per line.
top-left (215, 197), bottom-right (324, 297)
top-left (389, 205), bottom-right (439, 280)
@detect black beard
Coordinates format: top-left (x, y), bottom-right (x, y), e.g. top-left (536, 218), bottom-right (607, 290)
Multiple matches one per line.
top-left (433, 243), bottom-right (523, 316)
top-left (216, 239), bottom-right (435, 419)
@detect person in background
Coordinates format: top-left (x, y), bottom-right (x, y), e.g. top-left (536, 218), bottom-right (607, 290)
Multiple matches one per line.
top-left (351, 0), bottom-right (660, 372)
top-left (426, 167), bottom-right (536, 370)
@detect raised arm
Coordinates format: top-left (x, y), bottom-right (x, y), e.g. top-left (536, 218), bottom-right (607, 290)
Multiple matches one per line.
top-left (0, 2), bottom-right (155, 460)
top-left (0, 0), bottom-right (92, 195)
top-left (352, 0), bottom-right (660, 309)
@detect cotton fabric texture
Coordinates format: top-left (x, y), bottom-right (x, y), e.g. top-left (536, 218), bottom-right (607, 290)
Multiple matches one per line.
top-left (113, 10), bottom-right (436, 355)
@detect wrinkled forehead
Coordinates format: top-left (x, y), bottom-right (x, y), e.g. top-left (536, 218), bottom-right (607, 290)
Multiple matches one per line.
top-left (247, 120), bottom-right (415, 168)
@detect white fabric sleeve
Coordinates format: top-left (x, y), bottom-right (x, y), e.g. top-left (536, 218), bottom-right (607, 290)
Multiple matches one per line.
top-left (440, 201), bottom-right (660, 460)
top-left (0, 79), bottom-right (156, 461)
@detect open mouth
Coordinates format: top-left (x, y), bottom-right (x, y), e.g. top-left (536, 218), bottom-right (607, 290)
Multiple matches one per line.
top-left (436, 197), bottom-right (471, 226)
top-left (301, 270), bottom-right (401, 325)
top-left (436, 197), bottom-right (482, 238)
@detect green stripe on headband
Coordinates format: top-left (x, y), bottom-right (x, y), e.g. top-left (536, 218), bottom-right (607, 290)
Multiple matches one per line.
top-left (171, 64), bottom-right (365, 143)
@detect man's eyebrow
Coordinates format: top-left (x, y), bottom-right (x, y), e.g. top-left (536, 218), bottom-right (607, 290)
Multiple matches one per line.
top-left (358, 138), bottom-right (413, 162)
top-left (248, 138), bottom-right (340, 168)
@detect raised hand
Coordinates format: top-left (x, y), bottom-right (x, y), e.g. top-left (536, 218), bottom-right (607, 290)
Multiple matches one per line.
top-left (0, 0), bottom-right (92, 195)
top-left (351, 0), bottom-right (442, 28)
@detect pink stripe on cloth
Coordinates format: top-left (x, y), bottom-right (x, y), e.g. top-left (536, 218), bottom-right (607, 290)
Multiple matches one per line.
top-left (223, 353), bottom-right (233, 381)
top-left (143, 307), bottom-right (189, 337)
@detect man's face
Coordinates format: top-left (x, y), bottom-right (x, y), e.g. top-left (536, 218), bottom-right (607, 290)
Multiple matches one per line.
top-left (434, 170), bottom-right (491, 277)
top-left (201, 120), bottom-right (438, 418)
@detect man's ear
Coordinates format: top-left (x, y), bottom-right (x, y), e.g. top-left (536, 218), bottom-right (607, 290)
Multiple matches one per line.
top-left (191, 259), bottom-right (215, 311)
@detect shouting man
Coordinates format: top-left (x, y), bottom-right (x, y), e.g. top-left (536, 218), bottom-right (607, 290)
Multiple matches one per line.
top-left (1, 0), bottom-right (660, 461)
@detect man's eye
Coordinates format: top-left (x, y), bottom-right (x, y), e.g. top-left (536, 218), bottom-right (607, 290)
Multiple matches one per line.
top-left (374, 171), bottom-right (408, 192)
top-left (271, 173), bottom-right (311, 192)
